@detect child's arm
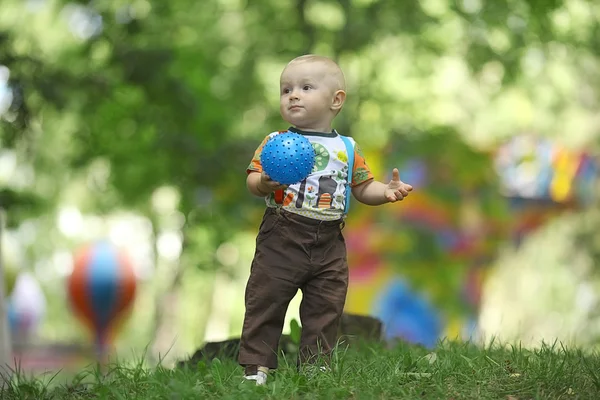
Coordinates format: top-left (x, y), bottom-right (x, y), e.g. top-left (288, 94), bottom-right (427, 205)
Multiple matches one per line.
top-left (247, 172), bottom-right (288, 197)
top-left (352, 168), bottom-right (412, 206)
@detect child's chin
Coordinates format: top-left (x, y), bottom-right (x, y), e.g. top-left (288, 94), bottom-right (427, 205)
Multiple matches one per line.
top-left (284, 115), bottom-right (306, 125)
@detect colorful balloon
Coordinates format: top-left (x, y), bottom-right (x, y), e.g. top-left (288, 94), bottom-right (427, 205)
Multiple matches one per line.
top-left (8, 273), bottom-right (46, 342)
top-left (67, 241), bottom-right (137, 354)
top-left (260, 132), bottom-right (316, 185)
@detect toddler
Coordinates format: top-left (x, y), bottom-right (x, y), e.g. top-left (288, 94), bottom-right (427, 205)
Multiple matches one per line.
top-left (240, 54), bottom-right (413, 385)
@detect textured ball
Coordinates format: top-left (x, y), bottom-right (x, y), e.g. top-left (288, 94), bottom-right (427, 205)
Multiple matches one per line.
top-left (260, 132), bottom-right (315, 185)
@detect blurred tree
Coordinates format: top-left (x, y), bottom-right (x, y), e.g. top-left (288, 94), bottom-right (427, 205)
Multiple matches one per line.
top-left (1, 0), bottom-right (598, 230)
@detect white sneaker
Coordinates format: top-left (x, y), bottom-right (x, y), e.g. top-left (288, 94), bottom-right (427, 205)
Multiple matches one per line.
top-left (244, 366), bottom-right (269, 386)
top-left (244, 370), bottom-right (268, 385)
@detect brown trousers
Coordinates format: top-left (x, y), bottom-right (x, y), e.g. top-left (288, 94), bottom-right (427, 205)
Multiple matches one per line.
top-left (238, 207), bottom-right (348, 371)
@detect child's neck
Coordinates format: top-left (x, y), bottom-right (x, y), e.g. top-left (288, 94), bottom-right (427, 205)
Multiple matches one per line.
top-left (293, 124), bottom-right (332, 133)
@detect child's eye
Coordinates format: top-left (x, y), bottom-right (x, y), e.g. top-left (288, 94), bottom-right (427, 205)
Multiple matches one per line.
top-left (282, 88), bottom-right (291, 94)
top-left (303, 85), bottom-right (312, 91)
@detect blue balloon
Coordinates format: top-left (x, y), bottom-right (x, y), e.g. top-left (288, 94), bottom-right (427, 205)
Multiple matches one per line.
top-left (260, 132), bottom-right (315, 185)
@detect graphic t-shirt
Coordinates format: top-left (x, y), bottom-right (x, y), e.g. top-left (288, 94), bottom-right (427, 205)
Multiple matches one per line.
top-left (247, 127), bottom-right (374, 221)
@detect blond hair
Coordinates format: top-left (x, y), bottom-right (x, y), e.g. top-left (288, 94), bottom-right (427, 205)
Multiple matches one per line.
top-left (285, 54), bottom-right (346, 92)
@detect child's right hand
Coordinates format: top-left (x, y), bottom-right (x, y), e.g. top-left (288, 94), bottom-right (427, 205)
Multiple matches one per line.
top-left (259, 172), bottom-right (288, 193)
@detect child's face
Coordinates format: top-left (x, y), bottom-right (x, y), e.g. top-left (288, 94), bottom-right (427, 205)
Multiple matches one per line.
top-left (279, 61), bottom-right (343, 132)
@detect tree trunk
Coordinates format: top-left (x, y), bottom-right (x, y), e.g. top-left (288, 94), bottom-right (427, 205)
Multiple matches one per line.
top-left (149, 260), bottom-right (184, 365)
top-left (147, 216), bottom-right (188, 366)
top-left (202, 269), bottom-right (234, 342)
top-left (0, 209), bottom-right (13, 382)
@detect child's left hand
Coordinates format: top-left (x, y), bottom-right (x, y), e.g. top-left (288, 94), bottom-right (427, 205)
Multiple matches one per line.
top-left (384, 168), bottom-right (413, 202)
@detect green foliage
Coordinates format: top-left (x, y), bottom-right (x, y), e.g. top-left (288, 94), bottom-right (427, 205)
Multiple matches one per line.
top-left (0, 188), bottom-right (46, 227)
top-left (2, 0), bottom-right (599, 223)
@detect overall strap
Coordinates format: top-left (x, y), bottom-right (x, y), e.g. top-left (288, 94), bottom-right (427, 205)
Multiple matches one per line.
top-left (339, 135), bottom-right (355, 215)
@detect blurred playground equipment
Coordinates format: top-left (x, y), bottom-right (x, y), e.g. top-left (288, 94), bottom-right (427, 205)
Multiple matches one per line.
top-left (344, 133), bottom-right (598, 347)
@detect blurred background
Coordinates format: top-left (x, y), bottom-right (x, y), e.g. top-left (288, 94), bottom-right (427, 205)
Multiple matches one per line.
top-left (1, 0), bottom-right (600, 374)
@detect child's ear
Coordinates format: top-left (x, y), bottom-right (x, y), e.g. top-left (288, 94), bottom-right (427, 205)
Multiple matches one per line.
top-left (331, 90), bottom-right (346, 112)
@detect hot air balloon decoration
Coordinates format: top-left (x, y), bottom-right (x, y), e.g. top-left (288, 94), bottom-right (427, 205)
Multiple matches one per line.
top-left (67, 241), bottom-right (137, 358)
top-left (7, 272), bottom-right (46, 345)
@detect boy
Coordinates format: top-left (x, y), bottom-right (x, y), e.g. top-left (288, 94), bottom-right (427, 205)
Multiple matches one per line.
top-left (240, 54), bottom-right (413, 385)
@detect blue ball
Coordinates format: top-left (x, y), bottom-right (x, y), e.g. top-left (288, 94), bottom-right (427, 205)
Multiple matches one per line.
top-left (260, 132), bottom-right (315, 185)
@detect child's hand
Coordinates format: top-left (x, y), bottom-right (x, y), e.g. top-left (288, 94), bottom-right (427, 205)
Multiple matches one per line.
top-left (258, 172), bottom-right (288, 194)
top-left (384, 168), bottom-right (413, 202)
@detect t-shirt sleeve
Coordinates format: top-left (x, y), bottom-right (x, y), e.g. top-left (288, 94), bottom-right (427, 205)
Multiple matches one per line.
top-left (351, 142), bottom-right (375, 187)
top-left (246, 135), bottom-right (272, 174)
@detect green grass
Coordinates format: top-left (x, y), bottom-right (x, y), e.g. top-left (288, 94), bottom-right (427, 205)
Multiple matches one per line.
top-left (2, 340), bottom-right (600, 399)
